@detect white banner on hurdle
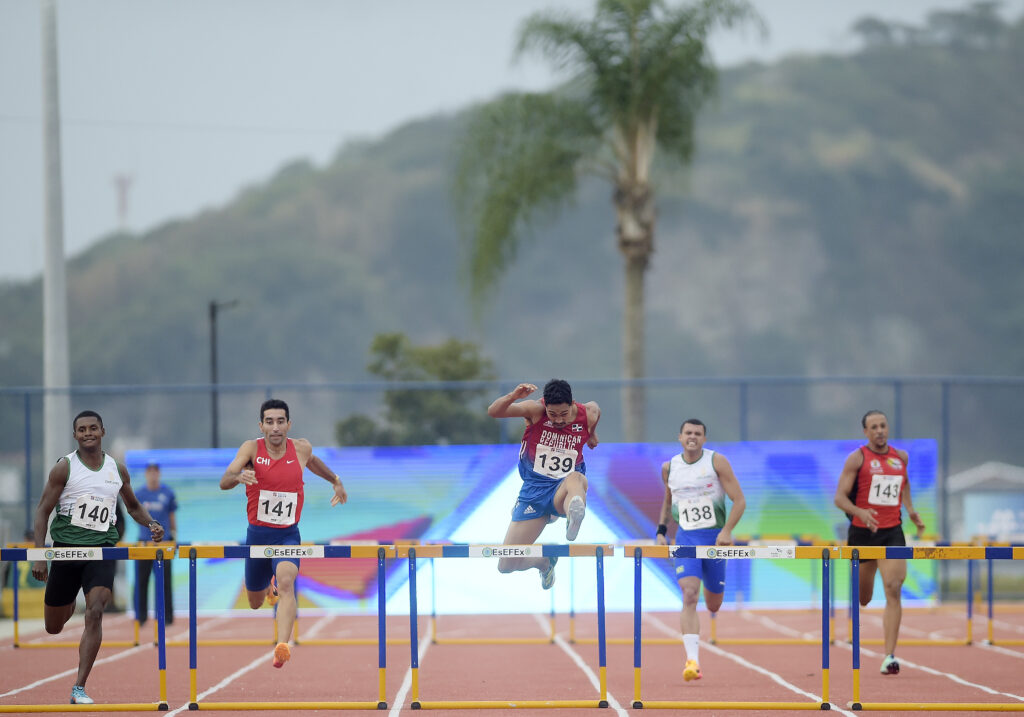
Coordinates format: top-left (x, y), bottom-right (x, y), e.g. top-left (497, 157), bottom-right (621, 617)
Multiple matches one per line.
top-left (249, 545), bottom-right (324, 559)
top-left (27, 547), bottom-right (103, 561)
top-left (468, 545), bottom-right (541, 558)
top-left (699, 545), bottom-right (796, 559)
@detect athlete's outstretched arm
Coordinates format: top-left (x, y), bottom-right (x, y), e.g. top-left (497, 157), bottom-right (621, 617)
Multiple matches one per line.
top-left (488, 383), bottom-right (542, 420)
top-left (307, 453), bottom-right (348, 506)
top-left (220, 440), bottom-right (257, 489)
top-left (713, 453), bottom-right (746, 546)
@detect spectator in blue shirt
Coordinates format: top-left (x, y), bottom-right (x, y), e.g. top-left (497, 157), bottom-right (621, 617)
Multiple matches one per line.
top-left (134, 461), bottom-right (177, 625)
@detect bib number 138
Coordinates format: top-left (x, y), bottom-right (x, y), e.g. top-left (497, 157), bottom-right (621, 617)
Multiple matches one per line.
top-left (676, 496), bottom-right (716, 530)
top-left (258, 490), bottom-right (298, 526)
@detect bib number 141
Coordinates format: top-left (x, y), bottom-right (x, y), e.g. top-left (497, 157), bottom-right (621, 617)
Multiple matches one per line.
top-left (258, 490), bottom-right (298, 526)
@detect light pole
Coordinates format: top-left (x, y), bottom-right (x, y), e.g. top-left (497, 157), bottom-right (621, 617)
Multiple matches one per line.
top-left (209, 299), bottom-right (239, 448)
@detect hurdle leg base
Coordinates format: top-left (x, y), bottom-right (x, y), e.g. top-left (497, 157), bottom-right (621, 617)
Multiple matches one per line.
top-left (411, 701), bottom-right (421, 710)
top-left (820, 702), bottom-right (831, 710)
top-left (377, 702), bottom-right (388, 710)
top-left (159, 702), bottom-right (169, 711)
top-left (189, 702), bottom-right (199, 710)
top-left (632, 701), bottom-right (644, 709)
top-left (599, 700), bottom-right (608, 708)
top-left (850, 702), bottom-right (862, 710)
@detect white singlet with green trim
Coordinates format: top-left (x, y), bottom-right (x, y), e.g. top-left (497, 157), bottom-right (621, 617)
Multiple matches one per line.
top-left (50, 451), bottom-right (122, 544)
top-left (667, 449), bottom-right (727, 531)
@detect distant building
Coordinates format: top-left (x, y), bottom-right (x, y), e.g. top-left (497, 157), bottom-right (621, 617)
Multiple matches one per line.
top-left (947, 462), bottom-right (1024, 542)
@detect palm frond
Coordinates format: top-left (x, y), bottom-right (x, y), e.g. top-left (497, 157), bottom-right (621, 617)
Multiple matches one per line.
top-left (452, 92), bottom-right (601, 305)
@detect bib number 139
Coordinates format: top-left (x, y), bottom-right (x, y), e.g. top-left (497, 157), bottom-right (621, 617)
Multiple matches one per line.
top-left (533, 445), bottom-right (578, 480)
top-left (258, 490), bottom-right (298, 526)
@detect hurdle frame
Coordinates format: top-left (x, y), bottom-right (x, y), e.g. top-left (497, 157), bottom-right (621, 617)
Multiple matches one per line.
top-left (624, 543), bottom-right (837, 711)
top-left (400, 543), bottom-right (612, 710)
top-left (846, 545), bottom-right (1024, 712)
top-left (0, 545), bottom-right (171, 712)
top-left (184, 544), bottom-right (392, 711)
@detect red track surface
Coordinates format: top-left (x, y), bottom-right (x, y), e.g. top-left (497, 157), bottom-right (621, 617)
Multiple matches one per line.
top-left (2, 606), bottom-right (1022, 716)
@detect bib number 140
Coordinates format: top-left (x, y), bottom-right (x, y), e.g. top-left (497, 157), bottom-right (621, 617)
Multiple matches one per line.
top-left (258, 490), bottom-right (298, 526)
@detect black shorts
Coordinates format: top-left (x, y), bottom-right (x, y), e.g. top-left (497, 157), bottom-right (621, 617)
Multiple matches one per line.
top-left (847, 524), bottom-right (906, 558)
top-left (43, 542), bottom-right (117, 607)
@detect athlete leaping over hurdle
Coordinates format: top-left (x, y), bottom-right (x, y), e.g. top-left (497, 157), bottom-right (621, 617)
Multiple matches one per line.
top-left (487, 379), bottom-right (600, 590)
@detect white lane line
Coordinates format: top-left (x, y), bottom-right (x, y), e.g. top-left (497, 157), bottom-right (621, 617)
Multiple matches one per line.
top-left (977, 642), bottom-right (1024, 659)
top-left (529, 613), bottom-right (628, 717)
top-left (0, 641), bottom-right (151, 698)
top-left (836, 641), bottom-right (1024, 702)
top-left (645, 614), bottom-right (857, 717)
top-left (163, 652), bottom-right (268, 717)
top-left (389, 619), bottom-right (433, 717)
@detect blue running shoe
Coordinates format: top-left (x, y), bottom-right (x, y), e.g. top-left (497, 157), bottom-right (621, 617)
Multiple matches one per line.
top-left (70, 685), bottom-right (94, 704)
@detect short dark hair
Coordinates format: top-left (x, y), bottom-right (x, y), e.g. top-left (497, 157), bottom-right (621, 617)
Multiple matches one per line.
top-left (260, 398), bottom-right (290, 421)
top-left (861, 410), bottom-right (886, 428)
top-left (543, 379), bottom-right (573, 406)
top-left (73, 410), bottom-right (103, 429)
top-left (680, 418), bottom-right (706, 435)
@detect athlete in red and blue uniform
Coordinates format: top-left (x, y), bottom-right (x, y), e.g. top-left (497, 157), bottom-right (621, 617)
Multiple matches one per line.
top-left (487, 379), bottom-right (600, 590)
top-left (221, 398), bottom-right (347, 668)
top-left (834, 409), bottom-right (925, 676)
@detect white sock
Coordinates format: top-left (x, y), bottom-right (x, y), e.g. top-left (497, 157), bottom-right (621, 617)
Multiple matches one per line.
top-left (683, 633), bottom-right (699, 662)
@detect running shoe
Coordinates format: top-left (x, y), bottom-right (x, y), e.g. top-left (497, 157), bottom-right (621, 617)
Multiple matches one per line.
top-left (267, 575), bottom-right (279, 607)
top-left (70, 685), bottom-right (94, 704)
top-left (683, 659), bottom-right (702, 682)
top-left (880, 654), bottom-right (900, 675)
top-left (565, 496), bottom-right (586, 541)
top-left (272, 641), bottom-right (291, 668)
top-left (540, 556), bottom-right (558, 590)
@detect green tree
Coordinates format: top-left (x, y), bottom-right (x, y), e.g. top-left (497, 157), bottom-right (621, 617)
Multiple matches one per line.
top-left (452, 0), bottom-right (760, 441)
top-left (334, 333), bottom-right (500, 446)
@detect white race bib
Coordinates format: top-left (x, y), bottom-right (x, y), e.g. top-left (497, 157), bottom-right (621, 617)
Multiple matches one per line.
top-left (868, 474), bottom-right (902, 506)
top-left (257, 490), bottom-right (298, 526)
top-left (70, 494), bottom-right (116, 532)
top-left (676, 495), bottom-right (716, 530)
top-left (532, 444), bottom-right (578, 480)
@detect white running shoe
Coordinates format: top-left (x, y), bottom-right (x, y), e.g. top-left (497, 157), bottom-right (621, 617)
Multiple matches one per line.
top-left (565, 496), bottom-right (586, 541)
top-left (540, 556), bottom-right (557, 590)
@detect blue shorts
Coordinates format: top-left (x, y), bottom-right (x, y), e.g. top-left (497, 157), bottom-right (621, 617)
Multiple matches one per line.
top-left (244, 523), bottom-right (301, 592)
top-left (511, 478), bottom-right (565, 521)
top-left (673, 527), bottom-right (726, 594)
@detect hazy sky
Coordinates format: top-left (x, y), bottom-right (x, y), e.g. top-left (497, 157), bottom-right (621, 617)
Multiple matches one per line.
top-left (2, 0), bottom-right (1022, 281)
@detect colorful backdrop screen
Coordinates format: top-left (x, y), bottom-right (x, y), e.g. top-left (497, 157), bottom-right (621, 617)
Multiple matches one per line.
top-left (124, 439), bottom-right (937, 615)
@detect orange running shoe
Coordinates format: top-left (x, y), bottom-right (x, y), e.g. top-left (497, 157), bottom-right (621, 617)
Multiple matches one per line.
top-left (683, 659), bottom-right (702, 681)
top-left (272, 642), bottom-right (291, 668)
top-left (266, 576), bottom-right (279, 607)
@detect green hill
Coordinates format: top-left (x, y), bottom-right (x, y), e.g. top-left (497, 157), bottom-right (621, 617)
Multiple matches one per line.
top-left (2, 10), bottom-right (1022, 455)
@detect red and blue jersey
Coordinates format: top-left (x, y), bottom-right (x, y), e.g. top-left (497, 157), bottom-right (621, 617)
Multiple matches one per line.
top-left (517, 401), bottom-right (592, 483)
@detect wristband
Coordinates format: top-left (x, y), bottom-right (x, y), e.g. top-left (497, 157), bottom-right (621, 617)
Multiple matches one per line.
top-left (656, 524), bottom-right (667, 537)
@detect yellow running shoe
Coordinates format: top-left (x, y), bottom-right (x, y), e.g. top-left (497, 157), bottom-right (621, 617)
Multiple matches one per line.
top-left (272, 642), bottom-right (291, 668)
top-left (683, 659), bottom-right (702, 681)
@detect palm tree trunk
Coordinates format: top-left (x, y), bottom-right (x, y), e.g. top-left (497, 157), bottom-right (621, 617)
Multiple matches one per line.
top-left (622, 254), bottom-right (647, 442)
top-left (614, 182), bottom-right (655, 443)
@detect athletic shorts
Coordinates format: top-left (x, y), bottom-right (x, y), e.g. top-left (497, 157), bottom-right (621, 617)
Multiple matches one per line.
top-left (511, 478), bottom-right (565, 521)
top-left (244, 523), bottom-right (301, 592)
top-left (847, 524), bottom-right (906, 556)
top-left (672, 527), bottom-right (726, 595)
top-left (43, 541), bottom-right (117, 607)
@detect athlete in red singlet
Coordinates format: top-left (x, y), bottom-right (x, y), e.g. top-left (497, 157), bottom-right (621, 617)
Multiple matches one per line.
top-left (834, 409), bottom-right (925, 677)
top-left (221, 398), bottom-right (347, 669)
top-left (487, 379), bottom-right (600, 590)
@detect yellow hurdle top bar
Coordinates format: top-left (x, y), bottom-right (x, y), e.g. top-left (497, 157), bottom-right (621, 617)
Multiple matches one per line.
top-left (182, 544), bottom-right (395, 559)
top-left (395, 544), bottom-right (615, 559)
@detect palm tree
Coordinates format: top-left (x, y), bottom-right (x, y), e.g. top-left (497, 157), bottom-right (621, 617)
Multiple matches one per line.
top-left (453, 0), bottom-right (761, 441)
